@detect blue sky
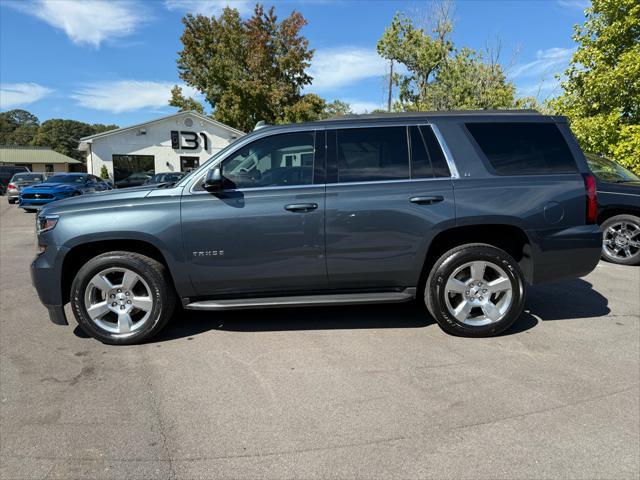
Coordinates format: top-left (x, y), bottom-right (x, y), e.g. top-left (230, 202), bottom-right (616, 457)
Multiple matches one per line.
top-left (0, 0), bottom-right (590, 127)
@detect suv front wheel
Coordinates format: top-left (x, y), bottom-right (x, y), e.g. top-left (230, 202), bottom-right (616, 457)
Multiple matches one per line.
top-left (425, 244), bottom-right (526, 337)
top-left (70, 251), bottom-right (176, 345)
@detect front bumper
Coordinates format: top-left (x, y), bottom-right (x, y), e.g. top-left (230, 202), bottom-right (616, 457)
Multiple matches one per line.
top-left (528, 225), bottom-right (602, 284)
top-left (31, 244), bottom-right (70, 325)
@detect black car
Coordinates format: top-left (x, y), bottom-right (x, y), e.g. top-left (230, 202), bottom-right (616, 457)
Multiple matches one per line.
top-left (586, 154), bottom-right (640, 266)
top-left (144, 172), bottom-right (186, 185)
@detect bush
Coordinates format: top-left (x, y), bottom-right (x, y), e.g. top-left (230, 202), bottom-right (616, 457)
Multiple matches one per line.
top-left (611, 125), bottom-right (640, 175)
top-left (99, 165), bottom-right (109, 179)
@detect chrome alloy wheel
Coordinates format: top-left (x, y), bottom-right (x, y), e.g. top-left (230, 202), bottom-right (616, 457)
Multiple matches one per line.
top-left (603, 221), bottom-right (640, 261)
top-left (83, 267), bottom-right (153, 336)
top-left (443, 261), bottom-right (513, 326)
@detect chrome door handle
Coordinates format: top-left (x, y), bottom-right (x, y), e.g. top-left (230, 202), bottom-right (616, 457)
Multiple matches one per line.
top-left (410, 196), bottom-right (444, 205)
top-left (284, 203), bottom-right (318, 212)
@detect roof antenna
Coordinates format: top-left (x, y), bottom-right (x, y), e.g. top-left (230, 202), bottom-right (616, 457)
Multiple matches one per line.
top-left (254, 120), bottom-right (268, 131)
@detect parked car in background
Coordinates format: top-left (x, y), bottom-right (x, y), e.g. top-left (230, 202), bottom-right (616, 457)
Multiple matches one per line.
top-left (0, 165), bottom-right (30, 196)
top-left (144, 172), bottom-right (186, 185)
top-left (6, 172), bottom-right (46, 204)
top-left (585, 153), bottom-right (640, 265)
top-left (31, 111), bottom-right (602, 344)
top-left (115, 172), bottom-right (151, 188)
top-left (19, 173), bottom-right (111, 212)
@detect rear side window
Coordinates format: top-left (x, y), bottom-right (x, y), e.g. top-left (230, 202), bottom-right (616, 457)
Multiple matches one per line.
top-left (410, 126), bottom-right (451, 178)
top-left (337, 127), bottom-right (409, 183)
top-left (466, 122), bottom-right (578, 175)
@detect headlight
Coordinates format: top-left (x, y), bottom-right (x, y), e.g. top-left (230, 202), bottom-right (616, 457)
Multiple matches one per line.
top-left (37, 214), bottom-right (59, 234)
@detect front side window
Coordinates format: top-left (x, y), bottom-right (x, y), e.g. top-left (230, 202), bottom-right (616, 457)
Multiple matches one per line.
top-left (222, 132), bottom-right (315, 189)
top-left (336, 127), bottom-right (409, 183)
top-left (466, 122), bottom-right (578, 175)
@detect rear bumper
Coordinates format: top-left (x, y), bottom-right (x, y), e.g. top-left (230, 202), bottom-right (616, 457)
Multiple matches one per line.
top-left (31, 245), bottom-right (69, 325)
top-left (528, 225), bottom-right (602, 284)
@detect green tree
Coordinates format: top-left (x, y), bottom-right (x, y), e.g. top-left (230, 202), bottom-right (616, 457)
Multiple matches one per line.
top-left (173, 4), bottom-right (315, 132)
top-left (169, 85), bottom-right (204, 114)
top-left (32, 119), bottom-right (118, 161)
top-left (323, 100), bottom-right (353, 118)
top-left (422, 48), bottom-right (517, 110)
top-left (0, 109), bottom-right (40, 145)
top-left (549, 0), bottom-right (640, 173)
top-left (377, 12), bottom-right (453, 108)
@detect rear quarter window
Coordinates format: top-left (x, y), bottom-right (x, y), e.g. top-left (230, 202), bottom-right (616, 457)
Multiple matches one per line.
top-left (466, 122), bottom-right (578, 175)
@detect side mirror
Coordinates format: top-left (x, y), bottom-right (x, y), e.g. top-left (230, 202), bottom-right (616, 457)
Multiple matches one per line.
top-left (204, 167), bottom-right (224, 192)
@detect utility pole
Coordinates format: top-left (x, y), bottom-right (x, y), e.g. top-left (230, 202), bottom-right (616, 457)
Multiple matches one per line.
top-left (387, 60), bottom-right (393, 112)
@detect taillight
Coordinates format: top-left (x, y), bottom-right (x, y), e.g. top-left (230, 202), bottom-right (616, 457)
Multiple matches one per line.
top-left (582, 173), bottom-right (597, 225)
top-left (8, 183), bottom-right (16, 190)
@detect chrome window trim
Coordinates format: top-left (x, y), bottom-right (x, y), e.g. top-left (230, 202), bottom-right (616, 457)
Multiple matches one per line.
top-left (188, 176), bottom-right (453, 196)
top-left (186, 121), bottom-right (460, 194)
top-left (430, 124), bottom-right (460, 179)
top-left (597, 190), bottom-right (639, 197)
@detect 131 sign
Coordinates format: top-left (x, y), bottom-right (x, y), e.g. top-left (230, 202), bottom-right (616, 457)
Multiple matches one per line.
top-left (170, 131), bottom-right (209, 150)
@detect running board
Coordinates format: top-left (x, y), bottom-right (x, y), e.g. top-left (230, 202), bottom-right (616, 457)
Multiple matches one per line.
top-left (185, 288), bottom-right (416, 311)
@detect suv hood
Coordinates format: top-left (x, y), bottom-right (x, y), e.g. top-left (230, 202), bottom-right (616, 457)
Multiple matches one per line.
top-left (40, 184), bottom-right (183, 215)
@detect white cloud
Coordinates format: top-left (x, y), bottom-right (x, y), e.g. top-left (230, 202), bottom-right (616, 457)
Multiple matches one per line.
top-left (557, 0), bottom-right (591, 9)
top-left (511, 47), bottom-right (574, 79)
top-left (308, 47), bottom-right (387, 92)
top-left (70, 81), bottom-right (200, 113)
top-left (7, 0), bottom-right (146, 48)
top-left (164, 0), bottom-right (253, 16)
top-left (0, 83), bottom-right (53, 109)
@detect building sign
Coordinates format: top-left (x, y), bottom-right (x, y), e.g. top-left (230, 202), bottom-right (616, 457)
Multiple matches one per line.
top-left (171, 131), bottom-right (209, 151)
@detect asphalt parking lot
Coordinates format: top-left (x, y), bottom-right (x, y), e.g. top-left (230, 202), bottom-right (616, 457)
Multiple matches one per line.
top-left (0, 201), bottom-right (638, 480)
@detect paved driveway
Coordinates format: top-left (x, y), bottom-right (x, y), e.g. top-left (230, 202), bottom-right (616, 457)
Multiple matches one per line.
top-left (1, 201), bottom-right (638, 479)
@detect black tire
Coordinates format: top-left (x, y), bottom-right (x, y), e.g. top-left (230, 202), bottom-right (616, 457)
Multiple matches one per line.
top-left (8, 198), bottom-right (15, 204)
top-left (70, 251), bottom-right (176, 345)
top-left (425, 244), bottom-right (526, 337)
top-left (600, 214), bottom-right (640, 266)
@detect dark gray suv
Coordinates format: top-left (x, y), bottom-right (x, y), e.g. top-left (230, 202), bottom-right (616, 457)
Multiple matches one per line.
top-left (31, 111), bottom-right (602, 344)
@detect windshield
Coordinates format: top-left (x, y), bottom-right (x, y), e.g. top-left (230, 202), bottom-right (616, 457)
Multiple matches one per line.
top-left (47, 175), bottom-right (86, 184)
top-left (586, 154), bottom-right (639, 183)
top-left (10, 173), bottom-right (44, 182)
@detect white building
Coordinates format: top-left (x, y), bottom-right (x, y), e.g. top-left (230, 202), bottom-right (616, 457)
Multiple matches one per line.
top-left (78, 111), bottom-right (244, 186)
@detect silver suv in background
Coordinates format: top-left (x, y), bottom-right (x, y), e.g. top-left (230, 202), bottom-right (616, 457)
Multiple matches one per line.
top-left (6, 172), bottom-right (45, 204)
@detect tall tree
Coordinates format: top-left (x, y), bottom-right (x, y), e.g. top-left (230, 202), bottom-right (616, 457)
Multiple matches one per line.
top-left (0, 109), bottom-right (40, 145)
top-left (32, 119), bottom-right (117, 161)
top-left (173, 4), bottom-right (319, 132)
top-left (549, 0), bottom-right (639, 173)
top-left (377, 2), bottom-right (524, 111)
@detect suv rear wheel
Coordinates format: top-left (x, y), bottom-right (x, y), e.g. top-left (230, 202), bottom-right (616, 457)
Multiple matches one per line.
top-left (601, 214), bottom-right (640, 266)
top-left (70, 251), bottom-right (175, 345)
top-left (425, 244), bottom-right (526, 337)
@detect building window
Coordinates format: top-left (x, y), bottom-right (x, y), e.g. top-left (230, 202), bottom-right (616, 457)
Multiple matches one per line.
top-left (45, 164), bottom-right (54, 173)
top-left (112, 154), bottom-right (155, 188)
top-left (180, 156), bottom-right (200, 172)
